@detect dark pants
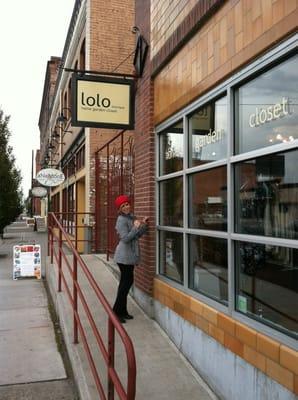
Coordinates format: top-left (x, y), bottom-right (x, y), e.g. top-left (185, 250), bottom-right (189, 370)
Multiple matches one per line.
top-left (113, 263), bottom-right (134, 317)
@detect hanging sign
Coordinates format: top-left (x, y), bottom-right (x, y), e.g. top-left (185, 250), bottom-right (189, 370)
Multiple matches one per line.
top-left (71, 74), bottom-right (135, 129)
top-left (31, 186), bottom-right (48, 197)
top-left (133, 34), bottom-right (148, 77)
top-left (13, 244), bottom-right (41, 280)
top-left (36, 168), bottom-right (65, 187)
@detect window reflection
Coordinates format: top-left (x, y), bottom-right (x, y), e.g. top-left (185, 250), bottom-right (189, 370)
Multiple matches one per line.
top-left (236, 241), bottom-right (298, 338)
top-left (235, 150), bottom-right (298, 239)
top-left (160, 120), bottom-right (183, 175)
top-left (189, 166), bottom-right (227, 231)
top-left (235, 55), bottom-right (298, 154)
top-left (160, 231), bottom-right (183, 283)
top-left (160, 177), bottom-right (183, 227)
top-left (189, 235), bottom-right (228, 303)
top-left (189, 96), bottom-right (227, 166)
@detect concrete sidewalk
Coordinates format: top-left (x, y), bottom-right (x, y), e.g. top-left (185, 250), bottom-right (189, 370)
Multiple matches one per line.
top-left (46, 251), bottom-right (219, 400)
top-left (0, 231), bottom-right (78, 399)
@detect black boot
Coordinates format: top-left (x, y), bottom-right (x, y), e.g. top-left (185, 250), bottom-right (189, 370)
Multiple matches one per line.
top-left (124, 313), bottom-right (134, 320)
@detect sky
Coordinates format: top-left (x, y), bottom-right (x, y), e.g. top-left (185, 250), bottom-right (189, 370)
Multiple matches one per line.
top-left (0, 0), bottom-right (75, 197)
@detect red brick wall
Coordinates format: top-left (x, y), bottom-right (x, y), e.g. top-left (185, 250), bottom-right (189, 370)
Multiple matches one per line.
top-left (134, 0), bottom-right (156, 295)
top-left (88, 0), bottom-right (135, 217)
top-left (89, 0), bottom-right (135, 74)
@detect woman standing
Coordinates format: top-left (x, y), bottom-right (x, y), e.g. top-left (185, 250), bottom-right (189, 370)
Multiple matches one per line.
top-left (112, 195), bottom-right (148, 323)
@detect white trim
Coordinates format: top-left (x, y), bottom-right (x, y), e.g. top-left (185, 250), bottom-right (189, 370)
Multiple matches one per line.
top-left (183, 115), bottom-right (188, 287)
top-left (157, 225), bottom-right (185, 233)
top-left (155, 127), bottom-right (160, 275)
top-left (156, 170), bottom-right (184, 181)
top-left (231, 233), bottom-right (298, 249)
top-left (185, 159), bottom-right (228, 174)
top-left (227, 87), bottom-right (234, 314)
top-left (230, 139), bottom-right (298, 164)
top-left (158, 226), bottom-right (228, 239)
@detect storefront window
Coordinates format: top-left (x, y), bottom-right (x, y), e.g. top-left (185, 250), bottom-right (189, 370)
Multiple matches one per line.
top-left (189, 96), bottom-right (227, 167)
top-left (189, 166), bottom-right (227, 231)
top-left (160, 177), bottom-right (183, 227)
top-left (189, 235), bottom-right (228, 303)
top-left (157, 48), bottom-right (297, 339)
top-left (235, 55), bottom-right (298, 154)
top-left (235, 149), bottom-right (298, 239)
top-left (160, 120), bottom-right (183, 175)
top-left (236, 241), bottom-right (298, 338)
top-left (160, 231), bottom-right (183, 283)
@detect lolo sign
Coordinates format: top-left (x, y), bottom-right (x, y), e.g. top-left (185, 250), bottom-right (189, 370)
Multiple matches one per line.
top-left (36, 168), bottom-right (65, 187)
top-left (71, 74), bottom-right (135, 129)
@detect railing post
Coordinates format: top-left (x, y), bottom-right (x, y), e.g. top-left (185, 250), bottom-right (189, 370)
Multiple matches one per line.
top-left (127, 353), bottom-right (137, 400)
top-left (58, 228), bottom-right (62, 292)
top-left (108, 317), bottom-right (115, 400)
top-left (73, 254), bottom-right (78, 344)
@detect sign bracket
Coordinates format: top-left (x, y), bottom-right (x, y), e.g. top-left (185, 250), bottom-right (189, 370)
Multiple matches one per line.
top-left (63, 68), bottom-right (136, 79)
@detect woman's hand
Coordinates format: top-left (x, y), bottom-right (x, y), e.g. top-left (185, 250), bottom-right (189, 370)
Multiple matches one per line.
top-left (142, 217), bottom-right (149, 224)
top-left (134, 219), bottom-right (141, 228)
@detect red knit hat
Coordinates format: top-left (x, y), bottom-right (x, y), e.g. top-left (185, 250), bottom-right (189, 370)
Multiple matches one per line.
top-left (115, 195), bottom-right (130, 209)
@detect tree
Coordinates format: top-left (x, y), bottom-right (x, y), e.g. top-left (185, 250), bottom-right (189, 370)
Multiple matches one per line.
top-left (0, 108), bottom-right (23, 237)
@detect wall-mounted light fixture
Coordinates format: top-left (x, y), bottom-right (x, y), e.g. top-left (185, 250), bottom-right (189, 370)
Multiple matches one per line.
top-left (50, 141), bottom-right (65, 146)
top-left (51, 127), bottom-right (60, 140)
top-left (56, 107), bottom-right (71, 125)
top-left (56, 108), bottom-right (73, 135)
top-left (63, 129), bottom-right (73, 135)
top-left (48, 143), bottom-right (55, 151)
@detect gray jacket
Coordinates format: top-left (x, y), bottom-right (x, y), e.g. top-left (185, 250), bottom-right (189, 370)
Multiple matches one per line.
top-left (113, 213), bottom-right (147, 265)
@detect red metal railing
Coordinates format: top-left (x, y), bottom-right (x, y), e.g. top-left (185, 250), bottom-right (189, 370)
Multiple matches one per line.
top-left (48, 212), bottom-right (136, 400)
top-left (51, 212), bottom-right (96, 252)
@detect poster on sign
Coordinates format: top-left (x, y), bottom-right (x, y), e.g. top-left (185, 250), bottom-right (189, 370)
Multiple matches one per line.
top-left (13, 245), bottom-right (41, 280)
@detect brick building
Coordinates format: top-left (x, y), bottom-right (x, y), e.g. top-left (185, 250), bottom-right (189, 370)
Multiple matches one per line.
top-left (143, 1), bottom-right (297, 399)
top-left (39, 0), bottom-right (135, 252)
top-left (38, 1), bottom-right (298, 399)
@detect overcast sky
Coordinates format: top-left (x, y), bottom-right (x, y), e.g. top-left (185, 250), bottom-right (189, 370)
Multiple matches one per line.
top-left (0, 0), bottom-right (75, 197)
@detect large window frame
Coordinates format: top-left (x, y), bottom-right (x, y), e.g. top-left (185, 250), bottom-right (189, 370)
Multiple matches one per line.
top-left (156, 34), bottom-right (298, 349)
